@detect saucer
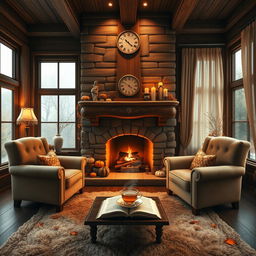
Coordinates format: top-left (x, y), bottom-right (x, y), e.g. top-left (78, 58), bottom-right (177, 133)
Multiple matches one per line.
top-left (116, 197), bottom-right (143, 208)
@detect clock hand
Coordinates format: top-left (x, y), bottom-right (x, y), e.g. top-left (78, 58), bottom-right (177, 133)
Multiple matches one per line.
top-left (125, 39), bottom-right (133, 47)
top-left (123, 81), bottom-right (133, 88)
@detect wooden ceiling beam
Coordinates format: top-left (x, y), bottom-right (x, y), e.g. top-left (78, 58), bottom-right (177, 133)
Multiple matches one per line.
top-left (226, 0), bottom-right (256, 31)
top-left (172, 0), bottom-right (198, 30)
top-left (50, 0), bottom-right (80, 38)
top-left (119, 0), bottom-right (138, 26)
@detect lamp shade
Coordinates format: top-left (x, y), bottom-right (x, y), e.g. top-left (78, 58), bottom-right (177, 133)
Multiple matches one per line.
top-left (16, 108), bottom-right (38, 125)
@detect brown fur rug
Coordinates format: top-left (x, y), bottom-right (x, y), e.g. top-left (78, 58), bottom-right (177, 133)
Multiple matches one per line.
top-left (0, 191), bottom-right (256, 256)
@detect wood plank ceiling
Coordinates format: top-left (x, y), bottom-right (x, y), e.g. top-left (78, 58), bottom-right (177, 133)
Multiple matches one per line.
top-left (2, 0), bottom-right (256, 37)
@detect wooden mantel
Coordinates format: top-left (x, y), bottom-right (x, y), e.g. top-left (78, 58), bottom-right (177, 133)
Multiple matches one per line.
top-left (78, 101), bottom-right (179, 126)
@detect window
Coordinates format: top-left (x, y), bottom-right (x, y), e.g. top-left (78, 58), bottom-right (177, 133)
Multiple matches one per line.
top-left (1, 88), bottom-right (14, 164)
top-left (231, 48), bottom-right (255, 160)
top-left (38, 61), bottom-right (77, 149)
top-left (0, 42), bottom-right (14, 78)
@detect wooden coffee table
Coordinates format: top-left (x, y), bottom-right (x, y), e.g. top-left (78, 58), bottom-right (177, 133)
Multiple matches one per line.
top-left (84, 196), bottom-right (169, 243)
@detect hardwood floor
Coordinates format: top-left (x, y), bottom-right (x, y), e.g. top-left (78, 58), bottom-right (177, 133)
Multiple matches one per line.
top-left (0, 186), bottom-right (256, 250)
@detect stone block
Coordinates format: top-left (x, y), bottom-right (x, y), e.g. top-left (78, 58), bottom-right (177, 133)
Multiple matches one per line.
top-left (80, 92), bottom-right (91, 97)
top-left (140, 35), bottom-right (149, 57)
top-left (92, 127), bottom-right (106, 135)
top-left (167, 141), bottom-right (176, 148)
top-left (123, 125), bottom-right (130, 134)
top-left (95, 149), bottom-right (106, 154)
top-left (153, 160), bottom-right (163, 166)
top-left (89, 133), bottom-right (96, 144)
top-left (163, 76), bottom-right (176, 83)
top-left (82, 148), bottom-right (94, 155)
top-left (96, 135), bottom-right (106, 144)
top-left (96, 36), bottom-right (117, 48)
top-left (81, 63), bottom-right (95, 69)
top-left (109, 128), bottom-right (117, 137)
top-left (131, 126), bottom-right (139, 135)
top-left (140, 26), bottom-right (165, 35)
top-left (100, 118), bottom-right (111, 126)
top-left (82, 119), bottom-right (91, 126)
top-left (149, 34), bottom-right (176, 43)
top-left (116, 126), bottom-right (123, 135)
top-left (166, 118), bottom-right (176, 127)
top-left (154, 133), bottom-right (167, 142)
top-left (138, 127), bottom-right (146, 136)
top-left (153, 154), bottom-right (163, 160)
top-left (94, 154), bottom-right (105, 160)
top-left (112, 119), bottom-right (122, 127)
top-left (154, 148), bottom-right (164, 154)
top-left (132, 119), bottom-right (143, 127)
top-left (94, 47), bottom-right (105, 55)
top-left (104, 48), bottom-right (117, 62)
top-left (81, 54), bottom-right (103, 62)
top-left (81, 43), bottom-right (94, 53)
top-left (81, 76), bottom-right (106, 83)
top-left (154, 142), bottom-right (166, 148)
top-left (163, 127), bottom-right (174, 132)
top-left (150, 44), bottom-right (175, 53)
top-left (89, 26), bottom-right (118, 35)
top-left (91, 144), bottom-right (105, 149)
top-left (103, 132), bottom-right (111, 141)
top-left (81, 35), bottom-right (107, 43)
top-left (158, 62), bottom-right (176, 68)
top-left (167, 132), bottom-right (175, 141)
top-left (144, 117), bottom-right (156, 127)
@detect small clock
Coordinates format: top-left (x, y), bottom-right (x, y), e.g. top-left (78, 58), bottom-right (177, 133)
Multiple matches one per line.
top-left (117, 30), bottom-right (140, 54)
top-left (118, 75), bottom-right (140, 97)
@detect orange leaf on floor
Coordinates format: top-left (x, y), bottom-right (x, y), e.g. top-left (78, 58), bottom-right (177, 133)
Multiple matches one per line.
top-left (224, 238), bottom-right (237, 245)
top-left (35, 222), bottom-right (44, 227)
top-left (210, 223), bottom-right (217, 228)
top-left (70, 231), bottom-right (78, 236)
top-left (189, 220), bottom-right (200, 224)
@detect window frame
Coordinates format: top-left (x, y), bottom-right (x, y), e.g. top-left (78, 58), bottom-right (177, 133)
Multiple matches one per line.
top-left (37, 56), bottom-right (79, 152)
top-left (230, 46), bottom-right (255, 161)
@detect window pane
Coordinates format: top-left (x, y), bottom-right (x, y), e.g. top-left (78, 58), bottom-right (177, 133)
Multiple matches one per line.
top-left (233, 122), bottom-right (248, 141)
top-left (59, 123), bottom-right (75, 148)
top-left (41, 63), bottom-right (57, 88)
top-left (41, 123), bottom-right (57, 145)
top-left (41, 95), bottom-right (58, 122)
top-left (59, 95), bottom-right (75, 122)
top-left (1, 123), bottom-right (12, 163)
top-left (1, 88), bottom-right (12, 121)
top-left (233, 88), bottom-right (247, 121)
top-left (0, 43), bottom-right (13, 78)
top-left (234, 49), bottom-right (243, 81)
top-left (59, 63), bottom-right (75, 88)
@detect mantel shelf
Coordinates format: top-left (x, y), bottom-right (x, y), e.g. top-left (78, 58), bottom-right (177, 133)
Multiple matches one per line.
top-left (78, 100), bottom-right (179, 126)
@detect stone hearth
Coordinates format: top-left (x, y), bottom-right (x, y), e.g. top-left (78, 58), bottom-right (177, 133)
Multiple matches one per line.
top-left (79, 101), bottom-right (178, 172)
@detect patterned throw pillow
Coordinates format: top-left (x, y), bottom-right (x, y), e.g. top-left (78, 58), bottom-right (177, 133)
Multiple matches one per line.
top-left (38, 150), bottom-right (61, 166)
top-left (190, 149), bottom-right (216, 169)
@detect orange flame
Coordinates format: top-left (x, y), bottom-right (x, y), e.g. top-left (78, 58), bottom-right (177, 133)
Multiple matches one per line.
top-left (124, 146), bottom-right (135, 161)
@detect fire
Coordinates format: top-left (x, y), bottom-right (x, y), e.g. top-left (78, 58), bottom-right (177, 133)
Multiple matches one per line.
top-left (124, 146), bottom-right (135, 161)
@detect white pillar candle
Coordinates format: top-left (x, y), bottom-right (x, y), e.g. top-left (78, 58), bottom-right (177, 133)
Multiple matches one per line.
top-left (163, 88), bottom-right (168, 97)
top-left (151, 87), bottom-right (156, 101)
top-left (144, 88), bottom-right (149, 94)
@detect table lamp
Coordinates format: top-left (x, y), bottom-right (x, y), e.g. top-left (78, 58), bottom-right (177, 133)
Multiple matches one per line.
top-left (16, 107), bottom-right (38, 136)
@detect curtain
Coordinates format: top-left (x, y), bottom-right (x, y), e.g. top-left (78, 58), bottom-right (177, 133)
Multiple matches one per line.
top-left (179, 48), bottom-right (196, 155)
top-left (187, 48), bottom-right (224, 154)
top-left (241, 21), bottom-right (256, 155)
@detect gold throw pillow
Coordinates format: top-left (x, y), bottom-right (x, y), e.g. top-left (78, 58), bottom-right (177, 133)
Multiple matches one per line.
top-left (38, 150), bottom-right (61, 166)
top-left (190, 149), bottom-right (216, 169)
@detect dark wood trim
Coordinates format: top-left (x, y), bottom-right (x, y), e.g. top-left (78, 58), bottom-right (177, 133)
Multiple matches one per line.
top-left (0, 75), bottom-right (19, 88)
top-left (172, 0), bottom-right (198, 30)
top-left (50, 0), bottom-right (80, 38)
top-left (119, 0), bottom-right (138, 26)
top-left (27, 24), bottom-right (71, 37)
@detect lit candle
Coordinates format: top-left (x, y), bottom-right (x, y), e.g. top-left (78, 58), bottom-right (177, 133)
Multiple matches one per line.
top-left (151, 87), bottom-right (156, 101)
top-left (144, 88), bottom-right (149, 94)
top-left (163, 88), bottom-right (168, 97)
top-left (158, 82), bottom-right (163, 100)
top-left (158, 82), bottom-right (163, 87)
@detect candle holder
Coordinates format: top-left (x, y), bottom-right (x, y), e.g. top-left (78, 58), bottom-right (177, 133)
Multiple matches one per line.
top-left (144, 93), bottom-right (151, 101)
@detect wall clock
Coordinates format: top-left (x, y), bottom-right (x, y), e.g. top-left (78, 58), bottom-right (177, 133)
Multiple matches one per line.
top-left (118, 74), bottom-right (140, 96)
top-left (117, 30), bottom-right (140, 54)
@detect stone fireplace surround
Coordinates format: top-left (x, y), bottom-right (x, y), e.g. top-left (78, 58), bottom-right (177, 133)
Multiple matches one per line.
top-left (79, 101), bottom-right (178, 172)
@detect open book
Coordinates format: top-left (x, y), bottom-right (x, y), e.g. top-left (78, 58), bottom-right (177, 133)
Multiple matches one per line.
top-left (96, 196), bottom-right (161, 219)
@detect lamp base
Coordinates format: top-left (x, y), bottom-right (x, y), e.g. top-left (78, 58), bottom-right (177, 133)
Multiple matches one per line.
top-left (25, 126), bottom-right (30, 137)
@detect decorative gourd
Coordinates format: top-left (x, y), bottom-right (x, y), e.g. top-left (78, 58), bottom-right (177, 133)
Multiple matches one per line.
top-left (89, 172), bottom-right (97, 177)
top-left (98, 166), bottom-right (110, 177)
top-left (99, 93), bottom-right (108, 99)
top-left (81, 95), bottom-right (90, 101)
top-left (95, 160), bottom-right (104, 168)
top-left (155, 170), bottom-right (166, 177)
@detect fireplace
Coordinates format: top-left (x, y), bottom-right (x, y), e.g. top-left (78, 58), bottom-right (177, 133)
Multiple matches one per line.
top-left (79, 101), bottom-right (178, 173)
top-left (106, 135), bottom-right (153, 172)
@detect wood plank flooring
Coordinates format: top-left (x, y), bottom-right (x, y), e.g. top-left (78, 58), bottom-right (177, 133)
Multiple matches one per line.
top-left (0, 186), bottom-right (256, 250)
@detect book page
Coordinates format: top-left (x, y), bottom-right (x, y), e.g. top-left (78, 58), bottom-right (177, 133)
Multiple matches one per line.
top-left (130, 197), bottom-right (161, 219)
top-left (96, 196), bottom-right (128, 219)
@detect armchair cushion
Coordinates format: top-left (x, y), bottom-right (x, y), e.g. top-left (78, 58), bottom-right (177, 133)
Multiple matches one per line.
top-left (190, 149), bottom-right (216, 169)
top-left (170, 169), bottom-right (192, 192)
top-left (38, 151), bottom-right (61, 166)
top-left (65, 169), bottom-right (83, 189)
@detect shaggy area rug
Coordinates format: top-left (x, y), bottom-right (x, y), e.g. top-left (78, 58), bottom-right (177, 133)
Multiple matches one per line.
top-left (0, 191), bottom-right (256, 256)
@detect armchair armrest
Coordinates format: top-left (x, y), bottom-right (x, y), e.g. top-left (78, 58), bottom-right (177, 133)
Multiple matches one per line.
top-left (192, 165), bottom-right (245, 182)
top-left (9, 165), bottom-right (64, 180)
top-left (164, 156), bottom-right (194, 171)
top-left (57, 156), bottom-right (86, 170)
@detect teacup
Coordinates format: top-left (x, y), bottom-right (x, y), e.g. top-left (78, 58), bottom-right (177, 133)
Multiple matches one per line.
top-left (121, 188), bottom-right (141, 204)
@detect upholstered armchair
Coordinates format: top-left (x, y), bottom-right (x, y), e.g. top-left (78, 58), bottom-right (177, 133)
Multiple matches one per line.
top-left (164, 136), bottom-right (250, 215)
top-left (4, 137), bottom-right (86, 212)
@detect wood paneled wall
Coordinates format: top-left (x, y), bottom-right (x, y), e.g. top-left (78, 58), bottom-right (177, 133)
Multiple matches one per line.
top-left (80, 16), bottom-right (176, 99)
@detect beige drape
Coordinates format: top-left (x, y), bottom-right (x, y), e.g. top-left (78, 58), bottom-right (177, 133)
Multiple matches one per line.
top-left (187, 48), bottom-right (224, 154)
top-left (179, 48), bottom-right (196, 155)
top-left (241, 21), bottom-right (256, 155)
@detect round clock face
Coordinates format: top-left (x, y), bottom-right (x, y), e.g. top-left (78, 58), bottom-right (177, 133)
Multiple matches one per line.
top-left (117, 31), bottom-right (140, 54)
top-left (118, 75), bottom-right (140, 97)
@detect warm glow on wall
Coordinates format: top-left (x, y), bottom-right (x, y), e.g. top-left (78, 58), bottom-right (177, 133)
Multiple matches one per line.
top-left (108, 2), bottom-right (113, 7)
top-left (143, 2), bottom-right (148, 7)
